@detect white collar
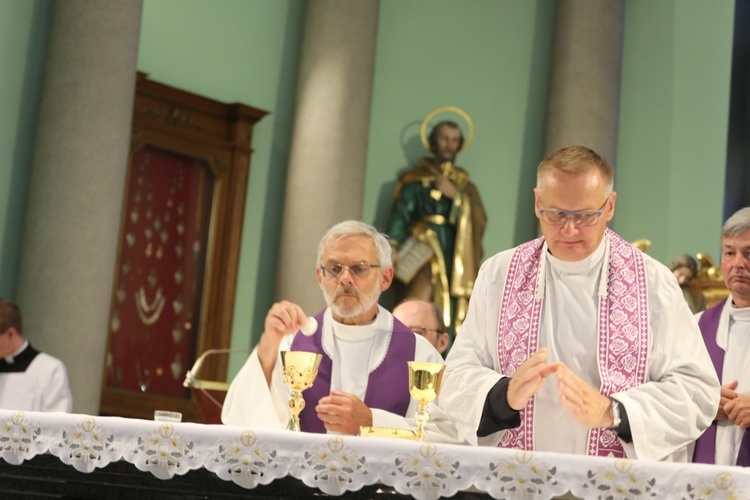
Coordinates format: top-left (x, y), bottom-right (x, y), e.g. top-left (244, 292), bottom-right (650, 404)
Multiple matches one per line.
top-left (537, 233), bottom-right (609, 300)
top-left (728, 302), bottom-right (750, 322)
top-left (321, 306), bottom-right (394, 372)
top-left (4, 340), bottom-right (29, 364)
top-left (332, 316), bottom-right (378, 341)
top-left (715, 296), bottom-right (750, 351)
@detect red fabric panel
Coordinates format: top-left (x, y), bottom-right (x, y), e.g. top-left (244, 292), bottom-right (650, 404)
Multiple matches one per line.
top-left (106, 145), bottom-right (213, 398)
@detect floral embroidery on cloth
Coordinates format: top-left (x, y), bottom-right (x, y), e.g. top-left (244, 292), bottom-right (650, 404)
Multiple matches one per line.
top-left (292, 436), bottom-right (373, 495)
top-left (127, 422), bottom-right (201, 479)
top-left (0, 412), bottom-right (44, 464)
top-left (52, 416), bottom-right (120, 472)
top-left (205, 430), bottom-right (285, 489)
top-left (388, 443), bottom-right (465, 500)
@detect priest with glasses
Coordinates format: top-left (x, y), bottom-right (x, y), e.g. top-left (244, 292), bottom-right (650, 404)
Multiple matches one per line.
top-left (223, 220), bottom-right (459, 441)
top-left (439, 145), bottom-right (719, 461)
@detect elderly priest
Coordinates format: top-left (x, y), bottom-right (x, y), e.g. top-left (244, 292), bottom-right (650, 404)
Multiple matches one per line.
top-left (223, 221), bottom-right (459, 441)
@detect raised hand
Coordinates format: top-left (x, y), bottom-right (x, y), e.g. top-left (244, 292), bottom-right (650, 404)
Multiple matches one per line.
top-left (257, 300), bottom-right (307, 384)
top-left (506, 348), bottom-right (559, 411)
top-left (555, 364), bottom-right (612, 429)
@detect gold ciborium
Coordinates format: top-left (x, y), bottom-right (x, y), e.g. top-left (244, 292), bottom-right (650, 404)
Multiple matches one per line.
top-left (281, 350), bottom-right (323, 432)
top-left (408, 361), bottom-right (445, 441)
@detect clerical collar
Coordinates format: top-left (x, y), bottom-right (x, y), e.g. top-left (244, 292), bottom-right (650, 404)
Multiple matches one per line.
top-left (4, 340), bottom-right (29, 364)
top-left (546, 236), bottom-right (607, 275)
top-left (332, 316), bottom-right (378, 341)
top-left (728, 303), bottom-right (750, 322)
top-left (0, 341), bottom-right (40, 373)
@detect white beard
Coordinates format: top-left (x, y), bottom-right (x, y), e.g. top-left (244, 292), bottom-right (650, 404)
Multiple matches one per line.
top-left (323, 281), bottom-right (381, 319)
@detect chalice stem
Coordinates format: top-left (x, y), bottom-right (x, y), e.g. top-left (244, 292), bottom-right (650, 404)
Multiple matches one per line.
top-left (415, 400), bottom-right (430, 441)
top-left (287, 390), bottom-right (305, 432)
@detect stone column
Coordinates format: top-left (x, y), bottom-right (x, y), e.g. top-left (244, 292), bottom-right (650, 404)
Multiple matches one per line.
top-left (17, 0), bottom-right (142, 415)
top-left (276, 0), bottom-right (380, 312)
top-left (543, 0), bottom-right (625, 164)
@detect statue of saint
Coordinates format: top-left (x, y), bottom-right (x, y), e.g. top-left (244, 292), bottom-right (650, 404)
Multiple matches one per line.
top-left (668, 253), bottom-right (707, 313)
top-left (387, 112), bottom-right (486, 335)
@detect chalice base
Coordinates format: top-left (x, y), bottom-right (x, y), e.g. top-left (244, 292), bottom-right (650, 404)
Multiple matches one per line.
top-left (287, 417), bottom-right (301, 432)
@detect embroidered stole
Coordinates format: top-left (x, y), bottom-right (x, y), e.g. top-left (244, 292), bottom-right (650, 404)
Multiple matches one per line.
top-left (496, 228), bottom-right (649, 457)
top-left (694, 301), bottom-right (750, 466)
top-left (290, 309), bottom-right (416, 433)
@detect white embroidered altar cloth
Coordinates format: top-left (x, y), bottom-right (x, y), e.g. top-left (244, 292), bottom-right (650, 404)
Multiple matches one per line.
top-left (0, 409), bottom-right (747, 499)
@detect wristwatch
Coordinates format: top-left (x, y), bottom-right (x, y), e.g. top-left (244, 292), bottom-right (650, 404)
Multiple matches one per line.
top-left (609, 398), bottom-right (622, 429)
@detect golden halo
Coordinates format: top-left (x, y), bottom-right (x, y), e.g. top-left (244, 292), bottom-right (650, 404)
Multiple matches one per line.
top-left (420, 106), bottom-right (474, 153)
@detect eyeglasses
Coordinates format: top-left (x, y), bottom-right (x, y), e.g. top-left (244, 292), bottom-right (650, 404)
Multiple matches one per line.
top-left (320, 262), bottom-right (380, 279)
top-left (538, 196), bottom-right (610, 227)
top-left (409, 326), bottom-right (444, 337)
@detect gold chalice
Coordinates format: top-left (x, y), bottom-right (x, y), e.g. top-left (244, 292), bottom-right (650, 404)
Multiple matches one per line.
top-left (281, 350), bottom-right (323, 432)
top-left (408, 361), bottom-right (445, 441)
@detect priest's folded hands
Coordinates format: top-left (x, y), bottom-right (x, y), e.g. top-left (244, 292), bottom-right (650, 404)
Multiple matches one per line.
top-left (506, 349), bottom-right (614, 429)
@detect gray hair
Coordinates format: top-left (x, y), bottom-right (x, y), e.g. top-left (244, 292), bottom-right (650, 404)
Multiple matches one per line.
top-left (317, 220), bottom-right (393, 268)
top-left (722, 207), bottom-right (750, 239)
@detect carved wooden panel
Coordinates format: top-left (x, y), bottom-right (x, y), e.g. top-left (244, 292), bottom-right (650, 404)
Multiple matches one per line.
top-left (100, 73), bottom-right (268, 421)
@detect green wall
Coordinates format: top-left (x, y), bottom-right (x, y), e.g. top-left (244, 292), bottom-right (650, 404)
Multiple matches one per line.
top-left (364, 0), bottom-right (555, 259)
top-left (366, 0), bottom-right (735, 268)
top-left (0, 0), bottom-right (50, 299)
top-left (0, 0), bottom-right (736, 383)
top-left (138, 0), bottom-right (306, 376)
top-left (616, 0), bottom-right (734, 264)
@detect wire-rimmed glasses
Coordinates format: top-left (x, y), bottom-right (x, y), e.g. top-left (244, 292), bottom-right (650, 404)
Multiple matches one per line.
top-left (320, 262), bottom-right (380, 279)
top-left (538, 196), bottom-right (609, 227)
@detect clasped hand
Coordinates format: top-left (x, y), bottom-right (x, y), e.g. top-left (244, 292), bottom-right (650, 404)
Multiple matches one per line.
top-left (717, 381), bottom-right (750, 430)
top-left (316, 391), bottom-right (373, 435)
top-left (506, 348), bottom-right (613, 429)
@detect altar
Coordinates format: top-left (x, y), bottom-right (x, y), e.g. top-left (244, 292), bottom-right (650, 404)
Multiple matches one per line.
top-left (0, 409), bottom-right (747, 499)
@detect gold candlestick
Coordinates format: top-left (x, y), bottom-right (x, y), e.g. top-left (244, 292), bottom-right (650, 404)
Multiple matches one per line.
top-left (281, 350), bottom-right (323, 432)
top-left (408, 361), bottom-right (445, 441)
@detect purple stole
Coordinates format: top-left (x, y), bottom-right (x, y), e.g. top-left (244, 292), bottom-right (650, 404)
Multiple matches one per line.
top-left (289, 309), bottom-right (416, 433)
top-left (694, 301), bottom-right (750, 466)
top-left (496, 228), bottom-right (649, 457)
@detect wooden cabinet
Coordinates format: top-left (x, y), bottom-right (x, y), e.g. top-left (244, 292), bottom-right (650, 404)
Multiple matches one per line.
top-left (100, 73), bottom-right (268, 421)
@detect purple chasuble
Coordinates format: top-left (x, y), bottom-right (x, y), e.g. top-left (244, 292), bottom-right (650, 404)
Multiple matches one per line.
top-left (496, 228), bottom-right (649, 458)
top-left (694, 301), bottom-right (750, 466)
top-left (290, 309), bottom-right (416, 433)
